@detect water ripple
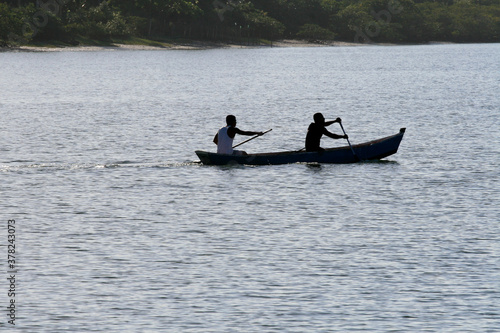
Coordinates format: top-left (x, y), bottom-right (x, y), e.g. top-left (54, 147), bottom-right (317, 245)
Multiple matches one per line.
top-left (2, 44), bottom-right (499, 332)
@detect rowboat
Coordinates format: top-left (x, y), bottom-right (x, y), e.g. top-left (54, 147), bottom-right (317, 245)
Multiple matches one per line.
top-left (195, 128), bottom-right (406, 166)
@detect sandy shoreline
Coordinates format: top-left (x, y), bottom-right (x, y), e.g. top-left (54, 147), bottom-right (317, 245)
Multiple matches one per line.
top-left (0, 39), bottom-right (456, 52)
top-left (1, 39), bottom-right (370, 52)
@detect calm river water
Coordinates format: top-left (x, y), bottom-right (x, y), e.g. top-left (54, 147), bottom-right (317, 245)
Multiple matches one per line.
top-left (1, 43), bottom-right (499, 332)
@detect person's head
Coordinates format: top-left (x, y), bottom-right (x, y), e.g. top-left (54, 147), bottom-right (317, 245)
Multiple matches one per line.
top-left (313, 112), bottom-right (325, 124)
top-left (226, 115), bottom-right (237, 127)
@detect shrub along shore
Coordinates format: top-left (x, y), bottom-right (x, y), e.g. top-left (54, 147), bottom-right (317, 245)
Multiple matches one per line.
top-left (1, 0), bottom-right (499, 49)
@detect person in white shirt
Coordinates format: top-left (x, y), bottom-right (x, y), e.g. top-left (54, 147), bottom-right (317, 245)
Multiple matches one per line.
top-left (213, 115), bottom-right (263, 155)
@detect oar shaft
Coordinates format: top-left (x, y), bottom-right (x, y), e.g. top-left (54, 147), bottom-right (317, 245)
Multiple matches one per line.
top-left (232, 129), bottom-right (272, 148)
top-left (339, 122), bottom-right (358, 159)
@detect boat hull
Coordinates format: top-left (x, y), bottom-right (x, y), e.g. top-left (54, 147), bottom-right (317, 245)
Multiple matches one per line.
top-left (196, 128), bottom-right (406, 166)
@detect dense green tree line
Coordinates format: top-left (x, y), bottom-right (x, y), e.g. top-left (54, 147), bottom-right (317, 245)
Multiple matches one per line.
top-left (1, 0), bottom-right (499, 46)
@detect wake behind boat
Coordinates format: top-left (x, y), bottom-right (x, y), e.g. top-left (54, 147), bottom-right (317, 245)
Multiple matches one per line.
top-left (196, 128), bottom-right (406, 165)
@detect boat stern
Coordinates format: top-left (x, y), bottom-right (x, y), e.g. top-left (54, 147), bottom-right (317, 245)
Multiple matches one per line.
top-left (195, 151), bottom-right (212, 165)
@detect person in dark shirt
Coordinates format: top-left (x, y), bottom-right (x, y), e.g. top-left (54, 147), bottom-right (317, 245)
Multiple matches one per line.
top-left (305, 113), bottom-right (348, 152)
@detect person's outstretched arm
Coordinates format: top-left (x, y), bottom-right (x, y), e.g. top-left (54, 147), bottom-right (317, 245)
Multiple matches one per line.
top-left (234, 128), bottom-right (263, 136)
top-left (324, 117), bottom-right (342, 127)
top-left (323, 128), bottom-right (347, 140)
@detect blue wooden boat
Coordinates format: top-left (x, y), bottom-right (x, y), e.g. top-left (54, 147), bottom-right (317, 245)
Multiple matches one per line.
top-left (195, 128), bottom-right (406, 165)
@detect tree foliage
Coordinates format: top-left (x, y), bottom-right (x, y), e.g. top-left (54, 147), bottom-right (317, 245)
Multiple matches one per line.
top-left (1, 0), bottom-right (499, 46)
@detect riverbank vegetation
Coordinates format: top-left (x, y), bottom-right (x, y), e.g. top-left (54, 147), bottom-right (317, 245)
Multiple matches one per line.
top-left (1, 0), bottom-right (499, 47)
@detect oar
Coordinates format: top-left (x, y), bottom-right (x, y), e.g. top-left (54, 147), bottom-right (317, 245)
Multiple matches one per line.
top-left (232, 129), bottom-right (272, 148)
top-left (338, 122), bottom-right (360, 161)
